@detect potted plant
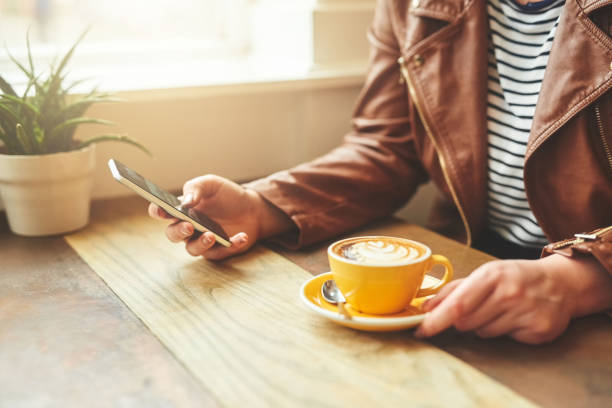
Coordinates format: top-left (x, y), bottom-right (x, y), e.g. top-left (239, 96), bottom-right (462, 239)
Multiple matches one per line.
top-left (0, 32), bottom-right (149, 236)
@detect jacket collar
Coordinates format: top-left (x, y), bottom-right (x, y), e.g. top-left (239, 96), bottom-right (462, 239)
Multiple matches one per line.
top-left (407, 0), bottom-right (612, 156)
top-left (408, 0), bottom-right (467, 22)
top-left (526, 0), bottom-right (612, 158)
top-left (578, 0), bottom-right (612, 13)
top-left (410, 0), bottom-right (612, 23)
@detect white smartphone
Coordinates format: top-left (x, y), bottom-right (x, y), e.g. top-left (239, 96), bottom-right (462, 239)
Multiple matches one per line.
top-left (108, 159), bottom-right (231, 247)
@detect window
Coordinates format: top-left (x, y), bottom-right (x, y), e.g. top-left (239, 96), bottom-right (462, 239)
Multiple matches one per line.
top-left (0, 0), bottom-right (252, 51)
top-left (0, 0), bottom-right (363, 94)
top-left (0, 0), bottom-right (274, 91)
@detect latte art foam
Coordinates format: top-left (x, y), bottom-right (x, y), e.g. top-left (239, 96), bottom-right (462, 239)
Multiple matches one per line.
top-left (339, 239), bottom-right (422, 265)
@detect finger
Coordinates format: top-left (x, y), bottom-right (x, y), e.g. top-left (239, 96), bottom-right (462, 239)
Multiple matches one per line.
top-left (148, 203), bottom-right (175, 220)
top-left (184, 232), bottom-right (217, 257)
top-left (414, 269), bottom-right (496, 338)
top-left (452, 284), bottom-right (512, 332)
top-left (454, 305), bottom-right (505, 334)
top-left (202, 232), bottom-right (250, 261)
top-left (178, 192), bottom-right (196, 209)
top-left (165, 221), bottom-right (194, 243)
top-left (455, 269), bottom-right (525, 336)
top-left (182, 175), bottom-right (223, 208)
top-left (421, 279), bottom-right (463, 312)
top-left (510, 327), bottom-right (560, 345)
top-left (473, 311), bottom-right (521, 339)
top-left (509, 329), bottom-right (546, 345)
top-left (508, 311), bottom-right (569, 345)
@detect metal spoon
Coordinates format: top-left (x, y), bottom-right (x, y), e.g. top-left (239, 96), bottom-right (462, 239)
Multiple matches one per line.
top-left (321, 279), bottom-right (352, 319)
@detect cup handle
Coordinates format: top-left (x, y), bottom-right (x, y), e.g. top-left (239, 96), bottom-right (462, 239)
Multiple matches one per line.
top-left (415, 254), bottom-right (453, 298)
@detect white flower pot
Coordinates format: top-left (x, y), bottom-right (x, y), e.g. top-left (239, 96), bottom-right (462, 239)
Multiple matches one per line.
top-left (0, 145), bottom-right (96, 236)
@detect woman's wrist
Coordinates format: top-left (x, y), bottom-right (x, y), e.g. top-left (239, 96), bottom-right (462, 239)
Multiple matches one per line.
top-left (246, 189), bottom-right (295, 240)
top-left (540, 254), bottom-right (612, 318)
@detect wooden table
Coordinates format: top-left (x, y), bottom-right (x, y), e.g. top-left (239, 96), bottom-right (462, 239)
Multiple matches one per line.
top-left (1, 197), bottom-right (611, 407)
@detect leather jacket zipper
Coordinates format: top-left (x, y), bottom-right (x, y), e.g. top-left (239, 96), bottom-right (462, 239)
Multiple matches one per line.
top-left (398, 56), bottom-right (472, 246)
top-left (594, 103), bottom-right (612, 170)
top-left (550, 225), bottom-right (612, 250)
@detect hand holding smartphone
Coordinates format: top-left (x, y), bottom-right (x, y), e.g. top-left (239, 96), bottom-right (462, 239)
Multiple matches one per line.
top-left (108, 159), bottom-right (231, 247)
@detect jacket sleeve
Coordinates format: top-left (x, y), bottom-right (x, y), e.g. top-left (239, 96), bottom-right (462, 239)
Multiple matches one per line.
top-left (542, 226), bottom-right (612, 276)
top-left (244, 0), bottom-right (428, 249)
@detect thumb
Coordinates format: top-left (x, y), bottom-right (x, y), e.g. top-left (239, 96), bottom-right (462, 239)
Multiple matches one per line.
top-left (421, 279), bottom-right (462, 312)
top-left (181, 175), bottom-right (224, 208)
top-left (179, 191), bottom-right (198, 208)
top-left (202, 232), bottom-right (251, 261)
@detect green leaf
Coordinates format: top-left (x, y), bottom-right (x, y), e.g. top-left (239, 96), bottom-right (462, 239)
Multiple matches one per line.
top-left (40, 29), bottom-right (89, 118)
top-left (0, 102), bottom-right (20, 128)
top-left (49, 117), bottom-right (115, 137)
top-left (64, 77), bottom-right (95, 94)
top-left (55, 29), bottom-right (89, 78)
top-left (0, 105), bottom-right (21, 153)
top-left (79, 134), bottom-right (152, 156)
top-left (0, 94), bottom-right (40, 116)
top-left (26, 29), bottom-right (35, 78)
top-left (5, 47), bottom-right (34, 82)
top-left (0, 101), bottom-right (21, 150)
top-left (16, 123), bottom-right (33, 154)
top-left (46, 117), bottom-right (116, 151)
top-left (0, 75), bottom-right (17, 96)
top-left (0, 104), bottom-right (17, 138)
top-left (33, 124), bottom-right (46, 154)
top-left (22, 72), bottom-right (44, 99)
top-left (0, 123), bottom-right (18, 154)
top-left (0, 127), bottom-right (18, 154)
top-left (53, 95), bottom-right (120, 124)
top-left (0, 125), bottom-right (9, 148)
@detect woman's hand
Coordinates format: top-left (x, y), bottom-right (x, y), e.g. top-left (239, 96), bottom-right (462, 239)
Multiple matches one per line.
top-left (148, 175), bottom-right (293, 260)
top-left (415, 254), bottom-right (612, 344)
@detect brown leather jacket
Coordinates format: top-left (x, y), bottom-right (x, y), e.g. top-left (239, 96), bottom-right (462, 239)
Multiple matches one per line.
top-left (246, 0), bottom-right (612, 273)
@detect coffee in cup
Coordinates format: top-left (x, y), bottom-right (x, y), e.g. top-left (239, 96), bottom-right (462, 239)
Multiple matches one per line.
top-left (328, 236), bottom-right (453, 314)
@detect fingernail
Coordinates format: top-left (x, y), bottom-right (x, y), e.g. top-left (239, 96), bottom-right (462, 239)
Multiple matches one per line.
top-left (237, 234), bottom-right (248, 244)
top-left (203, 234), bottom-right (214, 244)
top-left (182, 193), bottom-right (194, 205)
top-left (182, 224), bottom-right (192, 235)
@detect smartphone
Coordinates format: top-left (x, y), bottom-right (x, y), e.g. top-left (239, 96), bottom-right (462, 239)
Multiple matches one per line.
top-left (108, 159), bottom-right (231, 247)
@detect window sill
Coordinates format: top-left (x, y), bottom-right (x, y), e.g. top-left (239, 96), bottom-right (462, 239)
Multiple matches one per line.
top-left (95, 58), bottom-right (366, 101)
top-left (2, 52), bottom-right (367, 101)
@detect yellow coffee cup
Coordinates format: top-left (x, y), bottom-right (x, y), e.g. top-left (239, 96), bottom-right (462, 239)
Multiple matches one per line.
top-left (328, 236), bottom-right (453, 314)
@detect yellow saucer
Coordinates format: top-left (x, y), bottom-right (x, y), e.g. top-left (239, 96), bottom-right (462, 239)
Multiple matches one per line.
top-left (300, 272), bottom-right (439, 332)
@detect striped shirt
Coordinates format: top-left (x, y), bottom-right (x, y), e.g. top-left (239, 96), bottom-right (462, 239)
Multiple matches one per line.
top-left (486, 0), bottom-right (564, 248)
